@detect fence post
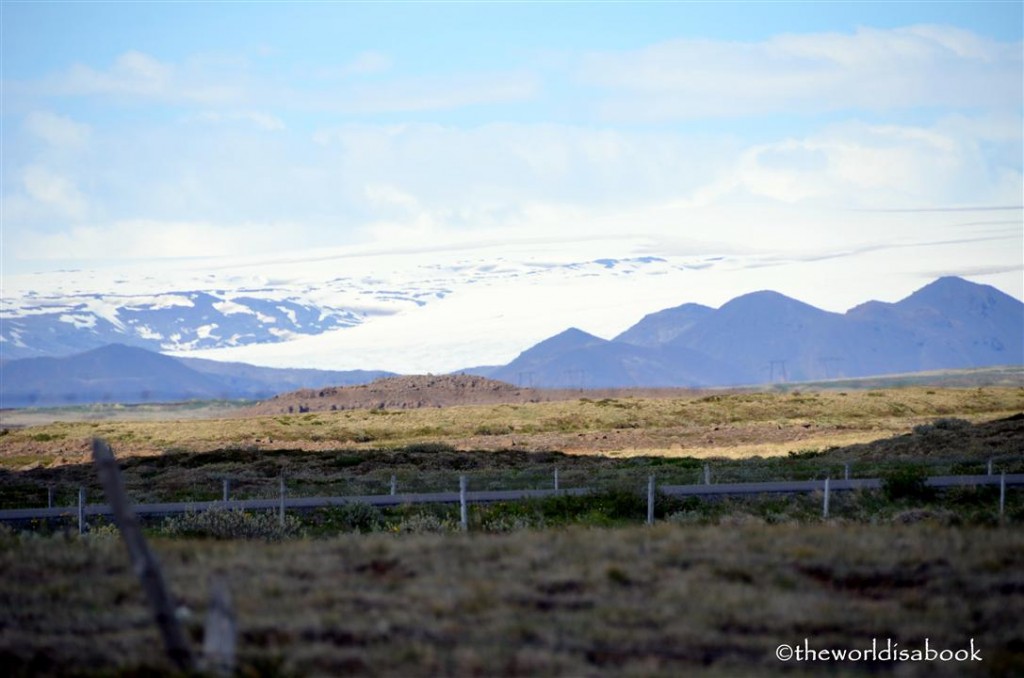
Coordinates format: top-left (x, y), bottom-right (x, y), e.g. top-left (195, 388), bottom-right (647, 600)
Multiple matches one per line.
top-left (202, 574), bottom-right (236, 677)
top-left (278, 477), bottom-right (285, 528)
top-left (222, 478), bottom-right (230, 503)
top-left (459, 475), bottom-right (468, 532)
top-left (390, 475), bottom-right (397, 496)
top-left (844, 463), bottom-right (850, 481)
top-left (78, 487), bottom-right (85, 535)
top-left (703, 464), bottom-right (711, 485)
top-left (647, 475), bottom-right (655, 525)
top-left (554, 468), bottom-right (559, 493)
top-left (988, 459), bottom-right (994, 476)
top-left (92, 438), bottom-right (196, 671)
top-left (823, 477), bottom-right (831, 519)
top-left (48, 486), bottom-right (53, 509)
top-left (1000, 472), bottom-right (1006, 519)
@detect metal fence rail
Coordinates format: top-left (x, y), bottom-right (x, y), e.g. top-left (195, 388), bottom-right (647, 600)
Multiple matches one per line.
top-left (2, 473), bottom-right (1019, 523)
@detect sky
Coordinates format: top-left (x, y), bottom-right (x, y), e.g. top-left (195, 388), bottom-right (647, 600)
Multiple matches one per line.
top-left (2, 2), bottom-right (1023, 311)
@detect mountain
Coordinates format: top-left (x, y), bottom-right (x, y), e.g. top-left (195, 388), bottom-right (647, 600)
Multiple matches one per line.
top-left (0, 344), bottom-right (394, 408)
top-left (488, 327), bottom-right (749, 388)
top-left (614, 303), bottom-right (714, 347)
top-left (0, 344), bottom-right (229, 407)
top-left (487, 277), bottom-right (1023, 388)
top-left (663, 290), bottom-right (853, 383)
top-left (0, 240), bottom-right (694, 364)
top-left (847, 276), bottom-right (1024, 373)
top-left (0, 290), bottom-right (361, 361)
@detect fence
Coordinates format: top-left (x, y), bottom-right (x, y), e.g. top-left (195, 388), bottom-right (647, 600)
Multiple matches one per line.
top-left (2, 470), bottom-right (1019, 531)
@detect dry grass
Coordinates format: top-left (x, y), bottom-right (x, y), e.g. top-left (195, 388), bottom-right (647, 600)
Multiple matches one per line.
top-left (2, 387), bottom-right (1022, 470)
top-left (2, 386), bottom-right (1022, 676)
top-left (1, 523), bottom-right (1020, 676)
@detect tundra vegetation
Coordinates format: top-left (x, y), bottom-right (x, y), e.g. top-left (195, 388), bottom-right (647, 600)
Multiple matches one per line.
top-left (0, 385), bottom-right (1022, 675)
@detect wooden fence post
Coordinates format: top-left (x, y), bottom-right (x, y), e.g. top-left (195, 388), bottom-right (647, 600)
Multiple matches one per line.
top-left (988, 459), bottom-right (994, 476)
top-left (554, 468), bottom-right (559, 493)
top-left (202, 573), bottom-right (236, 677)
top-left (703, 464), bottom-right (711, 485)
top-left (78, 487), bottom-right (85, 535)
top-left (222, 478), bottom-right (230, 503)
top-left (390, 475), bottom-right (397, 496)
top-left (459, 475), bottom-right (468, 532)
top-left (91, 438), bottom-right (195, 672)
top-left (844, 463), bottom-right (850, 481)
top-left (647, 475), bottom-right (655, 525)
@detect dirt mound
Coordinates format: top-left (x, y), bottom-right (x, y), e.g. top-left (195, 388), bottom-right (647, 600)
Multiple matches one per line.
top-left (244, 374), bottom-right (545, 414)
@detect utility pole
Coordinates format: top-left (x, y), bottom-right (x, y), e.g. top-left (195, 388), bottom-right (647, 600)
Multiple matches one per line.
top-left (769, 360), bottom-right (788, 383)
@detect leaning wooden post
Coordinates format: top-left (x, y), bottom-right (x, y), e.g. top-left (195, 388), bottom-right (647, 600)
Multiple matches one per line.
top-left (91, 438), bottom-right (195, 672)
top-left (823, 477), bottom-right (831, 519)
top-left (202, 573), bottom-right (237, 677)
top-left (647, 475), bottom-right (655, 525)
top-left (459, 475), bottom-right (468, 532)
top-left (78, 487), bottom-right (85, 535)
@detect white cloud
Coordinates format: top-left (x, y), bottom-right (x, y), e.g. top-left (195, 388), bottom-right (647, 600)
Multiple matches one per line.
top-left (192, 110), bottom-right (286, 131)
top-left (580, 25), bottom-right (1022, 120)
top-left (24, 111), bottom-right (91, 149)
top-left (48, 50), bottom-right (244, 105)
top-left (21, 165), bottom-right (88, 219)
top-left (335, 72), bottom-right (538, 113)
top-left (15, 219), bottom-right (294, 261)
top-left (731, 118), bottom-right (1023, 207)
top-left (343, 51), bottom-right (392, 76)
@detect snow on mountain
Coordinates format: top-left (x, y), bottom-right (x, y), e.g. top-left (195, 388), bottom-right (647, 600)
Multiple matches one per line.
top-left (4, 235), bottom-right (1020, 374)
top-left (2, 236), bottom-right (748, 370)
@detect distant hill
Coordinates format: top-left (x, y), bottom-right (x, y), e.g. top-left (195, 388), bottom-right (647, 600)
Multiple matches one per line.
top-left (482, 277), bottom-right (1024, 388)
top-left (0, 344), bottom-right (228, 408)
top-left (177, 357), bottom-right (393, 397)
top-left (0, 344), bottom-right (394, 408)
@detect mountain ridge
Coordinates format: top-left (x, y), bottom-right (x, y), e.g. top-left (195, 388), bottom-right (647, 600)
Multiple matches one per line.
top-left (484, 276), bottom-right (1023, 388)
top-left (2, 276), bottom-right (1021, 406)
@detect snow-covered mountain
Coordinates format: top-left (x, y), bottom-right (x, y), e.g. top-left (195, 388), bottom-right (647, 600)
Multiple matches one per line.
top-left (3, 235), bottom-right (1021, 374)
top-left (1, 236), bottom-right (744, 368)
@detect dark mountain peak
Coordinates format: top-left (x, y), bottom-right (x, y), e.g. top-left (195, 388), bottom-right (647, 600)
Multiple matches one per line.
top-left (899, 276), bottom-right (1020, 311)
top-left (717, 289), bottom-right (833, 320)
top-left (81, 343), bottom-right (159, 359)
top-left (614, 302), bottom-right (714, 347)
top-left (525, 327), bottom-right (606, 355)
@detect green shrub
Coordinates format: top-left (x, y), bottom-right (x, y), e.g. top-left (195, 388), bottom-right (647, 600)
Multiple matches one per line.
top-left (392, 512), bottom-right (458, 534)
top-left (308, 503), bottom-right (383, 534)
top-left (402, 442), bottom-right (456, 454)
top-left (882, 466), bottom-right (934, 502)
top-left (159, 508), bottom-right (303, 540)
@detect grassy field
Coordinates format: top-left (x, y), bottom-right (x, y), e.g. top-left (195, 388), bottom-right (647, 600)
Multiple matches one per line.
top-left (1, 524), bottom-right (1021, 676)
top-left (2, 386), bottom-right (1022, 467)
top-left (1, 385), bottom-right (1022, 676)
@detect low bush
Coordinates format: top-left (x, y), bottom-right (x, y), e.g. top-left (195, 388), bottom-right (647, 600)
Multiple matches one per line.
top-left (881, 466), bottom-right (934, 502)
top-left (159, 508), bottom-right (303, 540)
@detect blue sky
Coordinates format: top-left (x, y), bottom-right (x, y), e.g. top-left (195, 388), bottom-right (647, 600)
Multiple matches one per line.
top-left (2, 1), bottom-right (1022, 300)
